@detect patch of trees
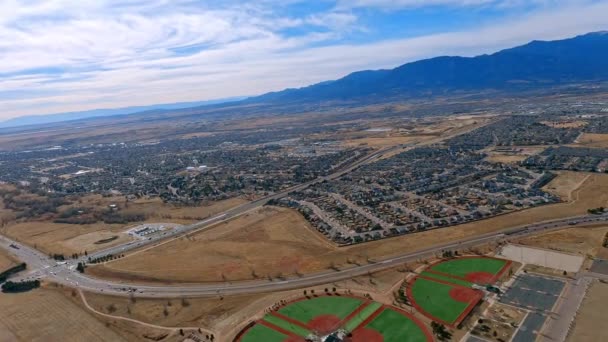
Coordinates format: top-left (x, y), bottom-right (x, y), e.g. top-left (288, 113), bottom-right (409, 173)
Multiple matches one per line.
top-left (88, 254), bottom-right (123, 264)
top-left (53, 207), bottom-right (147, 225)
top-left (100, 210), bottom-right (146, 224)
top-left (51, 254), bottom-right (65, 261)
top-left (0, 191), bottom-right (70, 220)
top-left (0, 262), bottom-right (26, 283)
top-left (431, 321), bottom-right (452, 341)
top-left (588, 207), bottom-right (605, 215)
top-left (53, 207), bottom-right (98, 224)
top-left (441, 250), bottom-right (458, 258)
top-left (1, 280), bottom-right (40, 293)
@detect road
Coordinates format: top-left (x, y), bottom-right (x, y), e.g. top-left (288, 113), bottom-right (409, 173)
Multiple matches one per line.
top-left (86, 142), bottom-right (409, 261)
top-left (2, 213), bottom-right (607, 298)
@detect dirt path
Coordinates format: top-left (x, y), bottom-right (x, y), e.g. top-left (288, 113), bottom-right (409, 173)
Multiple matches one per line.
top-left (78, 290), bottom-right (217, 338)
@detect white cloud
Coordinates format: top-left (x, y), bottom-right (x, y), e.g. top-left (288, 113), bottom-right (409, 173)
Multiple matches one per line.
top-left (0, 0), bottom-right (607, 120)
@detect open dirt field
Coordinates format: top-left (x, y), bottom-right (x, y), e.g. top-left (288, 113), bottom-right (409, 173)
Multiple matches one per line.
top-left (341, 135), bottom-right (426, 148)
top-left (543, 171), bottom-right (591, 201)
top-left (129, 197), bottom-right (248, 223)
top-left (516, 225), bottom-right (608, 257)
top-left (485, 153), bottom-right (528, 164)
top-left (575, 133), bottom-right (608, 148)
top-left (0, 249), bottom-right (17, 271)
top-left (1, 221), bottom-right (133, 255)
top-left (88, 173), bottom-right (608, 283)
top-left (0, 195), bottom-right (247, 256)
top-left (541, 120), bottom-right (588, 129)
top-left (0, 288), bottom-right (129, 342)
top-left (82, 290), bottom-right (274, 339)
top-left (567, 281), bottom-right (608, 342)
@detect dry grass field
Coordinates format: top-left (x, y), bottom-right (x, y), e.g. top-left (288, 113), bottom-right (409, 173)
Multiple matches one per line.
top-left (0, 249), bottom-right (17, 271)
top-left (128, 197), bottom-right (247, 223)
top-left (341, 134), bottom-right (425, 148)
top-left (575, 133), bottom-right (608, 148)
top-left (541, 120), bottom-right (588, 129)
top-left (0, 288), bottom-right (129, 342)
top-left (485, 153), bottom-right (528, 164)
top-left (543, 171), bottom-right (591, 201)
top-left (83, 290), bottom-right (269, 337)
top-left (0, 195), bottom-right (247, 256)
top-left (81, 266), bottom-right (407, 339)
top-left (1, 221), bottom-right (133, 255)
top-left (567, 281), bottom-right (608, 342)
top-left (516, 225), bottom-right (608, 257)
top-left (87, 173), bottom-right (608, 284)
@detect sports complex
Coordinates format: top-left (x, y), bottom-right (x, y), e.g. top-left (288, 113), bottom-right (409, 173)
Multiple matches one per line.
top-left (235, 295), bottom-right (433, 342)
top-left (406, 256), bottom-right (512, 327)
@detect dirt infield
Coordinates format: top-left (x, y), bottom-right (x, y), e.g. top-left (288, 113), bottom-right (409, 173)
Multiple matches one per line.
top-left (465, 271), bottom-right (497, 284)
top-left (449, 287), bottom-right (480, 303)
top-left (351, 327), bottom-right (383, 342)
top-left (308, 315), bottom-right (341, 334)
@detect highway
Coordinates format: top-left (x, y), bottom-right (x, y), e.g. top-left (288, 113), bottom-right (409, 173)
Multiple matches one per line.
top-left (2, 213), bottom-right (607, 298)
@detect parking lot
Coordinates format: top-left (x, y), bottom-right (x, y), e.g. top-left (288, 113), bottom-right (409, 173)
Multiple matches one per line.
top-left (499, 274), bottom-right (565, 342)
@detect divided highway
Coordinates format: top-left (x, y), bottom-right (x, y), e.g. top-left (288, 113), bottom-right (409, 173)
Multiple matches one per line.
top-left (2, 213), bottom-right (606, 298)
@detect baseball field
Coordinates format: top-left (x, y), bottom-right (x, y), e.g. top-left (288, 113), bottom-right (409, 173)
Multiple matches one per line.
top-left (237, 295), bottom-right (432, 342)
top-left (407, 256), bottom-right (511, 326)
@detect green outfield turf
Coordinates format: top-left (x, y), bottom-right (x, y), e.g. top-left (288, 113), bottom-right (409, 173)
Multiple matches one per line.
top-left (277, 296), bottom-right (363, 323)
top-left (420, 271), bottom-right (473, 287)
top-left (429, 257), bottom-right (507, 279)
top-left (411, 277), bottom-right (470, 324)
top-left (367, 308), bottom-right (429, 342)
top-left (343, 301), bottom-right (382, 332)
top-left (263, 314), bottom-right (311, 337)
top-left (240, 323), bottom-right (287, 342)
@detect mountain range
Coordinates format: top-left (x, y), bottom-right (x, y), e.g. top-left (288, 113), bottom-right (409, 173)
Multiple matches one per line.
top-left (3, 31), bottom-right (608, 129)
top-left (254, 31), bottom-right (608, 103)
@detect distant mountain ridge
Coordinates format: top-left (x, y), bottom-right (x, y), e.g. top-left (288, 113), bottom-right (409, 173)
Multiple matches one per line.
top-left (3, 31), bottom-right (608, 129)
top-left (0, 97), bottom-right (246, 129)
top-left (253, 31), bottom-right (608, 103)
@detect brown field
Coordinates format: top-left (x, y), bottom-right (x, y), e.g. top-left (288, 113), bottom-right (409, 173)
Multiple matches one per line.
top-left (0, 249), bottom-right (17, 270)
top-left (341, 135), bottom-right (425, 148)
top-left (341, 116), bottom-right (491, 149)
top-left (128, 197), bottom-right (248, 223)
top-left (0, 196), bottom-right (247, 256)
top-left (516, 225), bottom-right (608, 257)
top-left (1, 221), bottom-right (132, 255)
top-left (82, 290), bottom-right (271, 339)
top-left (575, 133), bottom-right (608, 148)
top-left (567, 281), bottom-right (608, 342)
top-left (0, 288), bottom-right (129, 342)
top-left (81, 267), bottom-right (406, 339)
top-left (543, 171), bottom-right (590, 201)
top-left (541, 120), bottom-right (588, 129)
top-left (87, 173), bottom-right (608, 284)
top-left (485, 153), bottom-right (528, 164)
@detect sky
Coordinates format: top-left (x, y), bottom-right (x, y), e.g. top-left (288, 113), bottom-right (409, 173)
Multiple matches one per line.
top-left (1, 0), bottom-right (608, 121)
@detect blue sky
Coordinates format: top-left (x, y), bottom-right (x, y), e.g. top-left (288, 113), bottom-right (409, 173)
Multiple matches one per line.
top-left (1, 0), bottom-right (608, 121)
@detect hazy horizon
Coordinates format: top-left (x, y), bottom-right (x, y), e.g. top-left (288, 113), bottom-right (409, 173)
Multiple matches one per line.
top-left (2, 0), bottom-right (608, 121)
